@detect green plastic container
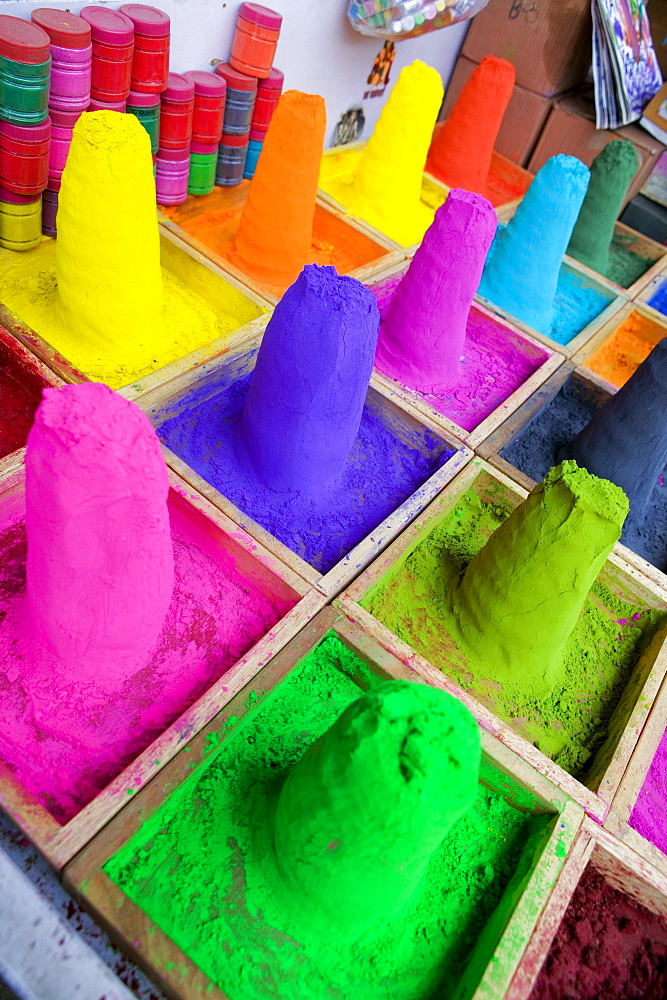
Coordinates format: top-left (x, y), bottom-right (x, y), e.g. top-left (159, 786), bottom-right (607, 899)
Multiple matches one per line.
top-left (126, 93), bottom-right (160, 155)
top-left (0, 53), bottom-right (51, 125)
top-left (188, 146), bottom-right (217, 196)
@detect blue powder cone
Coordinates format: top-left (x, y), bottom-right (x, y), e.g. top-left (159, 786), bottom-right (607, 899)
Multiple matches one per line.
top-left (478, 155), bottom-right (590, 336)
top-left (237, 264), bottom-right (380, 493)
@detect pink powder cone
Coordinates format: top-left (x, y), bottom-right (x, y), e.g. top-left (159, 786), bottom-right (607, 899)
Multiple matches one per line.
top-left (375, 189), bottom-right (497, 394)
top-left (26, 383), bottom-right (174, 677)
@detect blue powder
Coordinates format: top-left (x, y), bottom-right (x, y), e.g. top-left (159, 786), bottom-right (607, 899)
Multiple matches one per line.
top-left (648, 277), bottom-right (667, 318)
top-left (500, 377), bottom-right (667, 570)
top-left (549, 268), bottom-right (613, 346)
top-left (157, 366), bottom-right (453, 574)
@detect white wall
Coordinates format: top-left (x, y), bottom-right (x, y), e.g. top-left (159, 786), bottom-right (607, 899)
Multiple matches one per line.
top-left (0, 0), bottom-right (468, 144)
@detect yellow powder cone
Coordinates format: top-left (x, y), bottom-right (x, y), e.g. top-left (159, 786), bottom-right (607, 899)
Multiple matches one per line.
top-left (320, 61), bottom-right (443, 247)
top-left (55, 111), bottom-right (163, 358)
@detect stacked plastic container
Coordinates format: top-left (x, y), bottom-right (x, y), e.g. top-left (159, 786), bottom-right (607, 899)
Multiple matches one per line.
top-left (121, 5), bottom-right (170, 157)
top-left (214, 3), bottom-right (282, 188)
top-left (184, 71), bottom-right (226, 196)
top-left (31, 9), bottom-right (92, 241)
top-left (0, 15), bottom-right (52, 249)
top-left (81, 6), bottom-right (135, 113)
top-left (155, 72), bottom-right (194, 204)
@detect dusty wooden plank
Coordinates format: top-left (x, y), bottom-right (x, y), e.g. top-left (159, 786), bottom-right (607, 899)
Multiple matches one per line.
top-left (572, 300), bottom-right (666, 372)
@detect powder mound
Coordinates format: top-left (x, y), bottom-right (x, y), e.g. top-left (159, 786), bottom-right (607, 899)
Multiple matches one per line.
top-left (273, 679), bottom-right (481, 937)
top-left (299, 261), bottom-right (379, 318)
top-left (547, 460), bottom-right (629, 526)
top-left (74, 107), bottom-right (151, 153)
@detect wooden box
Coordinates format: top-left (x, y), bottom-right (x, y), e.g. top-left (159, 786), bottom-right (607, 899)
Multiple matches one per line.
top-left (365, 258), bottom-right (564, 449)
top-left (159, 180), bottom-right (404, 306)
top-left (635, 265), bottom-right (667, 324)
top-left (0, 323), bottom-right (64, 465)
top-left (573, 301), bottom-right (667, 389)
top-left (336, 458), bottom-right (667, 823)
top-left (137, 334), bottom-right (473, 598)
top-left (0, 452), bottom-right (324, 869)
top-left (62, 606), bottom-right (583, 1000)
top-left (0, 230), bottom-right (271, 400)
top-left (505, 818), bottom-right (667, 999)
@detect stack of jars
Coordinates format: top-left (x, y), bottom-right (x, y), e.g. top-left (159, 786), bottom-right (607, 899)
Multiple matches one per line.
top-left (155, 72), bottom-right (194, 204)
top-left (0, 15), bottom-right (52, 249)
top-left (214, 3), bottom-right (282, 187)
top-left (184, 71), bottom-right (226, 197)
top-left (122, 5), bottom-right (170, 159)
top-left (30, 8), bottom-right (92, 241)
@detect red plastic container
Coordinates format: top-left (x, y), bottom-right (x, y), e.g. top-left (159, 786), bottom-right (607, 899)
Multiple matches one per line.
top-left (80, 6), bottom-right (134, 104)
top-left (159, 72), bottom-right (194, 150)
top-left (88, 97), bottom-right (127, 112)
top-left (120, 4), bottom-right (169, 95)
top-left (0, 118), bottom-right (51, 196)
top-left (183, 70), bottom-right (226, 145)
top-left (251, 66), bottom-right (282, 133)
top-left (229, 3), bottom-right (282, 79)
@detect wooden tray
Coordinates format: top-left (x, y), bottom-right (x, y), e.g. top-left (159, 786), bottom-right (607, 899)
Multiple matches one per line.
top-left (633, 266), bottom-right (667, 324)
top-left (137, 334), bottom-right (473, 598)
top-left (0, 229), bottom-right (271, 401)
top-left (504, 817), bottom-right (667, 999)
top-left (63, 605), bottom-right (583, 1000)
top-left (0, 452), bottom-right (324, 869)
top-left (365, 257), bottom-right (564, 450)
top-left (337, 458), bottom-right (667, 823)
top-left (0, 322), bottom-right (64, 465)
top-left (573, 300), bottom-right (667, 388)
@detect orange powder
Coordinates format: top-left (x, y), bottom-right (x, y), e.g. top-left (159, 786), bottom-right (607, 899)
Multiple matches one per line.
top-left (426, 56), bottom-right (515, 193)
top-left (587, 311), bottom-right (667, 387)
top-left (230, 90), bottom-right (326, 290)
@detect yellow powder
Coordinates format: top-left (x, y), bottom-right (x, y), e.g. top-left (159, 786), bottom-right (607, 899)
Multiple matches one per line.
top-left (0, 112), bottom-right (266, 388)
top-left (319, 61), bottom-right (444, 247)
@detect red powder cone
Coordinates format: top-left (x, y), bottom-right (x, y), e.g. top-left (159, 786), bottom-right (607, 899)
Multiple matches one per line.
top-left (426, 56), bottom-right (515, 193)
top-left (232, 90), bottom-right (326, 292)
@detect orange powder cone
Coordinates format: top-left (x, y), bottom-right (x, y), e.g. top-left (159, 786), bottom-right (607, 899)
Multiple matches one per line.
top-left (232, 90), bottom-right (326, 291)
top-left (426, 56), bottom-right (515, 193)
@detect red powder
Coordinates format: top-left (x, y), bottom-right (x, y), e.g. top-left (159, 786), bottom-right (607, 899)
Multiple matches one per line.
top-left (0, 329), bottom-right (55, 459)
top-left (530, 865), bottom-right (667, 999)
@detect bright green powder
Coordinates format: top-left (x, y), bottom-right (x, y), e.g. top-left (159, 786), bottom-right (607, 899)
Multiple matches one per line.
top-left (104, 632), bottom-right (540, 1000)
top-left (362, 472), bottom-right (665, 776)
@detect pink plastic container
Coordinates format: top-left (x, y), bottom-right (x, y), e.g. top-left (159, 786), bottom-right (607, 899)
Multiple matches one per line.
top-left (251, 66), bottom-right (282, 133)
top-left (42, 186), bottom-right (58, 236)
top-left (230, 3), bottom-right (282, 79)
top-left (120, 4), bottom-right (170, 95)
top-left (184, 70), bottom-right (226, 145)
top-left (32, 9), bottom-right (92, 113)
top-left (155, 145), bottom-right (189, 204)
top-left (47, 108), bottom-right (82, 191)
top-left (88, 97), bottom-right (127, 113)
top-left (81, 6), bottom-right (135, 104)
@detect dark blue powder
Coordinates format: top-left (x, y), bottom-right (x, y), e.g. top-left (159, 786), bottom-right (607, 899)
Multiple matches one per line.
top-left (500, 376), bottom-right (667, 571)
top-left (648, 277), bottom-right (667, 318)
top-left (156, 366), bottom-right (453, 574)
top-left (550, 268), bottom-right (615, 346)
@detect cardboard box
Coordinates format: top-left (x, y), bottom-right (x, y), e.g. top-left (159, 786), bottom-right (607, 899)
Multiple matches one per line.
top-left (527, 94), bottom-right (666, 208)
top-left (441, 54), bottom-right (552, 166)
top-left (461, 0), bottom-right (592, 98)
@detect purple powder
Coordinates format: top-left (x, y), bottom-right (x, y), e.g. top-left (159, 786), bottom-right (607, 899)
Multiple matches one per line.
top-left (157, 363), bottom-right (452, 574)
top-left (648, 277), bottom-right (667, 318)
top-left (371, 276), bottom-right (549, 432)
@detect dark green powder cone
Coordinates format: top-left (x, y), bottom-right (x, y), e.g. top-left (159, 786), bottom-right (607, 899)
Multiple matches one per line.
top-left (273, 679), bottom-right (481, 936)
top-left (567, 140), bottom-right (639, 275)
top-left (452, 461), bottom-right (628, 687)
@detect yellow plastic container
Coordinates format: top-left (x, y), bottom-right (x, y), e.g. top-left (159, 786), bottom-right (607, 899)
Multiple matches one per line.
top-left (0, 192), bottom-right (41, 250)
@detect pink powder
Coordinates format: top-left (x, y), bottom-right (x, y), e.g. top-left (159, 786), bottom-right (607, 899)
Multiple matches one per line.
top-left (0, 387), bottom-right (294, 823)
top-left (26, 384), bottom-right (174, 674)
top-left (375, 191), bottom-right (497, 394)
top-left (371, 276), bottom-right (549, 432)
top-left (630, 726), bottom-right (667, 855)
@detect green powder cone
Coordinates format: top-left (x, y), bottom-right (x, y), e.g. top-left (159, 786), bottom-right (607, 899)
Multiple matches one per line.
top-left (567, 140), bottom-right (639, 275)
top-left (273, 679), bottom-right (481, 937)
top-left (452, 461), bottom-right (629, 687)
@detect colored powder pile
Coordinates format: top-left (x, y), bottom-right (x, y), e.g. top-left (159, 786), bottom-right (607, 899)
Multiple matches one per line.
top-left (549, 267), bottom-right (613, 345)
top-left (630, 726), bottom-right (667, 854)
top-left (606, 239), bottom-right (653, 288)
top-left (362, 471), bottom-right (665, 775)
top-left (375, 190), bottom-right (497, 393)
top-left (567, 140), bottom-right (639, 276)
top-left (500, 374), bottom-right (667, 571)
top-left (587, 310), bottom-right (666, 387)
top-left (371, 273), bottom-right (549, 433)
top-left (648, 277), bottom-right (667, 317)
top-left (478, 156), bottom-right (590, 337)
top-left (318, 61), bottom-right (444, 247)
top-left (105, 632), bottom-right (540, 999)
top-left (426, 55), bottom-right (515, 193)
top-left (230, 91), bottom-right (326, 295)
top-left (0, 112), bottom-right (262, 389)
top-left (0, 332), bottom-right (50, 459)
top-left (159, 266), bottom-right (453, 573)
top-left (529, 865), bottom-right (667, 999)
top-left (0, 385), bottom-right (293, 823)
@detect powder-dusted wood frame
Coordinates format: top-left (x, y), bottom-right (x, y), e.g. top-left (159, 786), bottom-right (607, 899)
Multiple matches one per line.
top-left (337, 458), bottom-right (667, 823)
top-left (0, 453), bottom-right (325, 869)
top-left (63, 605), bottom-right (583, 1000)
top-left (0, 228), bottom-right (272, 401)
top-left (573, 300), bottom-right (667, 386)
top-left (504, 817), bottom-right (667, 999)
